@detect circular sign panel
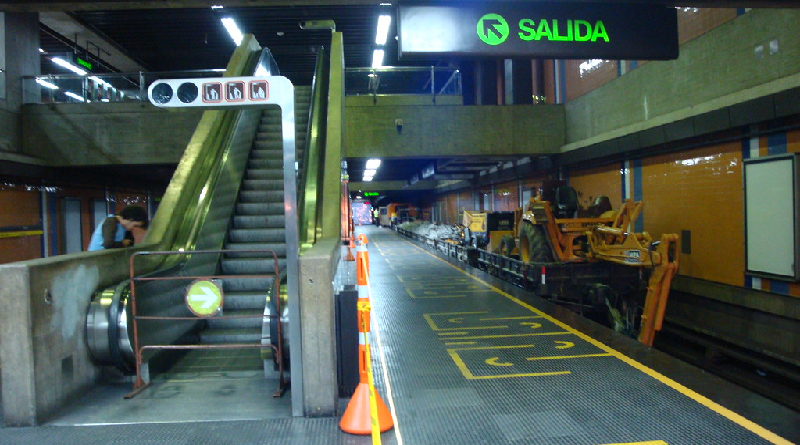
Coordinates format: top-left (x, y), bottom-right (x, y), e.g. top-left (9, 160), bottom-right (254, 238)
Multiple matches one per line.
top-left (185, 279), bottom-right (223, 317)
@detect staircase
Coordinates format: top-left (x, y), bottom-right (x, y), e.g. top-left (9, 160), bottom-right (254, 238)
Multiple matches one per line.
top-left (171, 86), bottom-right (311, 378)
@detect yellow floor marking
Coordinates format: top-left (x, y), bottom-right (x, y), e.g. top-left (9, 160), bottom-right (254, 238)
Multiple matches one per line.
top-left (423, 312), bottom-right (487, 330)
top-left (444, 332), bottom-right (571, 340)
top-left (448, 350), bottom-right (571, 379)
top-left (437, 331), bottom-right (469, 336)
top-left (403, 238), bottom-right (794, 445)
top-left (436, 326), bottom-right (508, 331)
top-left (526, 353), bottom-right (614, 360)
top-left (600, 442), bottom-right (668, 445)
top-left (485, 357), bottom-right (514, 366)
top-left (479, 315), bottom-right (543, 320)
top-left (406, 290), bottom-right (466, 299)
top-left (444, 342), bottom-right (477, 346)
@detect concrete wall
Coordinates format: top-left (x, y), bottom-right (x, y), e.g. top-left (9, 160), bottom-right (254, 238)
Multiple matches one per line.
top-left (21, 102), bottom-right (203, 165)
top-left (0, 13), bottom-right (39, 154)
top-left (0, 250), bottom-right (132, 425)
top-left (564, 8), bottom-right (800, 151)
top-left (345, 101), bottom-right (566, 159)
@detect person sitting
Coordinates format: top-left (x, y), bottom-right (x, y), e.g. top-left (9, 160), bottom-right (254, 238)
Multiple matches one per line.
top-left (87, 205), bottom-right (148, 251)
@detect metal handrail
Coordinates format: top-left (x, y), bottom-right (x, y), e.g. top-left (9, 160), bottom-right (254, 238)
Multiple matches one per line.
top-left (126, 249), bottom-right (285, 399)
top-left (298, 48), bottom-right (329, 248)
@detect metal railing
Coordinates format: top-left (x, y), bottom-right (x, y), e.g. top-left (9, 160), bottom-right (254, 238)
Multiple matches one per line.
top-left (22, 69), bottom-right (226, 104)
top-left (345, 66), bottom-right (461, 98)
top-left (23, 65), bottom-right (460, 104)
top-left (126, 249), bottom-right (286, 399)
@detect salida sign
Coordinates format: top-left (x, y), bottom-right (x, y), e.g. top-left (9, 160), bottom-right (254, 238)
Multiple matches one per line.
top-left (398, 2), bottom-right (678, 60)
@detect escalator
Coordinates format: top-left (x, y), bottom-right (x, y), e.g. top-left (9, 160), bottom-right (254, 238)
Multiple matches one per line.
top-left (85, 37), bottom-right (327, 388)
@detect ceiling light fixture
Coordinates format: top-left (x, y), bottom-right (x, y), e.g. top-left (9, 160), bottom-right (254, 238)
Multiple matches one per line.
top-left (375, 15), bottom-right (391, 45)
top-left (221, 18), bottom-right (244, 46)
top-left (372, 49), bottom-right (384, 68)
top-left (366, 159), bottom-right (381, 169)
top-left (64, 91), bottom-right (85, 102)
top-left (36, 78), bottom-right (59, 90)
top-left (51, 57), bottom-right (87, 75)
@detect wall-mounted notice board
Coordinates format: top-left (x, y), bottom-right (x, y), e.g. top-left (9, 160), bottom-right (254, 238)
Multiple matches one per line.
top-left (743, 153), bottom-right (799, 281)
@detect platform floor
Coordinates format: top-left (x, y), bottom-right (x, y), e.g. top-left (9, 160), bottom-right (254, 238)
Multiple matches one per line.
top-left (1, 225), bottom-right (798, 444)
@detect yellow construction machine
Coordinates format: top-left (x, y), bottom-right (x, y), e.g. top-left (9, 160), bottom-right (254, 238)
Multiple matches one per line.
top-left (517, 182), bottom-right (678, 346)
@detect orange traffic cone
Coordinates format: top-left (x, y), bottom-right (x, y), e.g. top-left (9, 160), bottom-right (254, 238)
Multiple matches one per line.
top-left (340, 236), bottom-right (393, 435)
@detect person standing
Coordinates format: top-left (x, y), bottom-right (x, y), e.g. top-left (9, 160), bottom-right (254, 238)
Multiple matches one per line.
top-left (87, 205), bottom-right (148, 251)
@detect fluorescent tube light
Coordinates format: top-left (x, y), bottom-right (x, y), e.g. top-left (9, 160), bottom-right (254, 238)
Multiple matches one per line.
top-left (64, 91), bottom-right (85, 102)
top-left (366, 159), bottom-right (381, 169)
top-left (89, 76), bottom-right (111, 87)
top-left (372, 49), bottom-right (384, 68)
top-left (376, 15), bottom-right (391, 45)
top-left (36, 78), bottom-right (59, 90)
top-left (51, 57), bottom-right (87, 75)
top-left (221, 18), bottom-right (244, 46)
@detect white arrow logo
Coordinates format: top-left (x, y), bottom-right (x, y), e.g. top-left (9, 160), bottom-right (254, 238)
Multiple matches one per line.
top-left (189, 287), bottom-right (218, 308)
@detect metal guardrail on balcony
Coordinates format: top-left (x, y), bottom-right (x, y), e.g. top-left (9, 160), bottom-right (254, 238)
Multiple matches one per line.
top-left (22, 66), bottom-right (461, 104)
top-left (22, 69), bottom-right (227, 104)
top-left (345, 66), bottom-right (461, 97)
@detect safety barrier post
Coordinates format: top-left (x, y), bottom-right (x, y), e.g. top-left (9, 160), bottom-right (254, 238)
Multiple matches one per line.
top-left (340, 235), bottom-right (393, 436)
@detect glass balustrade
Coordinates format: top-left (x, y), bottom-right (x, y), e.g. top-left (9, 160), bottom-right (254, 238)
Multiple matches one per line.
top-left (22, 66), bottom-right (460, 104)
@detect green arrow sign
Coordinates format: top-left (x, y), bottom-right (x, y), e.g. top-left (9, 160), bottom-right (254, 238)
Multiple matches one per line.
top-left (185, 279), bottom-right (223, 317)
top-left (477, 13), bottom-right (509, 46)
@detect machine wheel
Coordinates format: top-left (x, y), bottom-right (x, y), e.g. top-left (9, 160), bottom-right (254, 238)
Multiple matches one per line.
top-left (519, 222), bottom-right (553, 263)
top-left (499, 234), bottom-right (516, 257)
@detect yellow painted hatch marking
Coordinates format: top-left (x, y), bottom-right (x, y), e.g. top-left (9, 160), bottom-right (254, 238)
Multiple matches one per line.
top-left (600, 441), bottom-right (668, 445)
top-left (555, 341), bottom-right (575, 349)
top-left (444, 332), bottom-right (571, 340)
top-left (437, 331), bottom-right (470, 336)
top-left (403, 238), bottom-right (794, 445)
top-left (447, 349), bottom-right (571, 379)
top-left (479, 315), bottom-right (543, 320)
top-left (444, 341), bottom-right (477, 346)
top-left (485, 357), bottom-right (514, 366)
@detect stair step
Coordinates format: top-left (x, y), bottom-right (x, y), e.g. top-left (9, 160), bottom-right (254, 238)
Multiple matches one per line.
top-left (232, 214), bottom-right (286, 229)
top-left (221, 256), bottom-right (285, 274)
top-left (223, 291), bottom-right (269, 309)
top-left (236, 202), bottom-right (285, 215)
top-left (198, 327), bottom-right (262, 344)
top-left (229, 228), bottom-right (286, 243)
top-left (238, 190), bottom-right (284, 203)
top-left (208, 309), bottom-right (263, 330)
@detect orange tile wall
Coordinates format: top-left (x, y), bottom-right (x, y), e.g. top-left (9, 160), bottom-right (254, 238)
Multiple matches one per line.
top-left (641, 142), bottom-right (744, 286)
top-left (568, 165), bottom-right (623, 210)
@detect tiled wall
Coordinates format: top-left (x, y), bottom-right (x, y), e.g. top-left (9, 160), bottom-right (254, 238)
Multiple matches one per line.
top-left (552, 8), bottom-right (740, 103)
top-left (428, 126), bottom-right (800, 297)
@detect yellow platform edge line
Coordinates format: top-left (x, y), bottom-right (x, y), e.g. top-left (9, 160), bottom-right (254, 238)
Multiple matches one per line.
top-left (404, 239), bottom-right (794, 445)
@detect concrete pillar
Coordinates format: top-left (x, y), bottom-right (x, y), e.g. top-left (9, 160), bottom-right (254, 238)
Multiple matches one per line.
top-left (0, 12), bottom-right (40, 153)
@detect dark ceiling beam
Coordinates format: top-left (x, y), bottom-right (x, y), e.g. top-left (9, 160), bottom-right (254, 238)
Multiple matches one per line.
top-left (3, 0), bottom-right (800, 12)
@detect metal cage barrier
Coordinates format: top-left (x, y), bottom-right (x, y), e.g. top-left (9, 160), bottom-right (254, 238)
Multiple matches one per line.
top-left (125, 249), bottom-right (286, 399)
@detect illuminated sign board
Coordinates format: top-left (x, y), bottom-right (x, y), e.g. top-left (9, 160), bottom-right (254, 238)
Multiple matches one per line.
top-left (364, 192), bottom-right (379, 197)
top-left (398, 2), bottom-right (678, 60)
top-left (76, 57), bottom-right (92, 70)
